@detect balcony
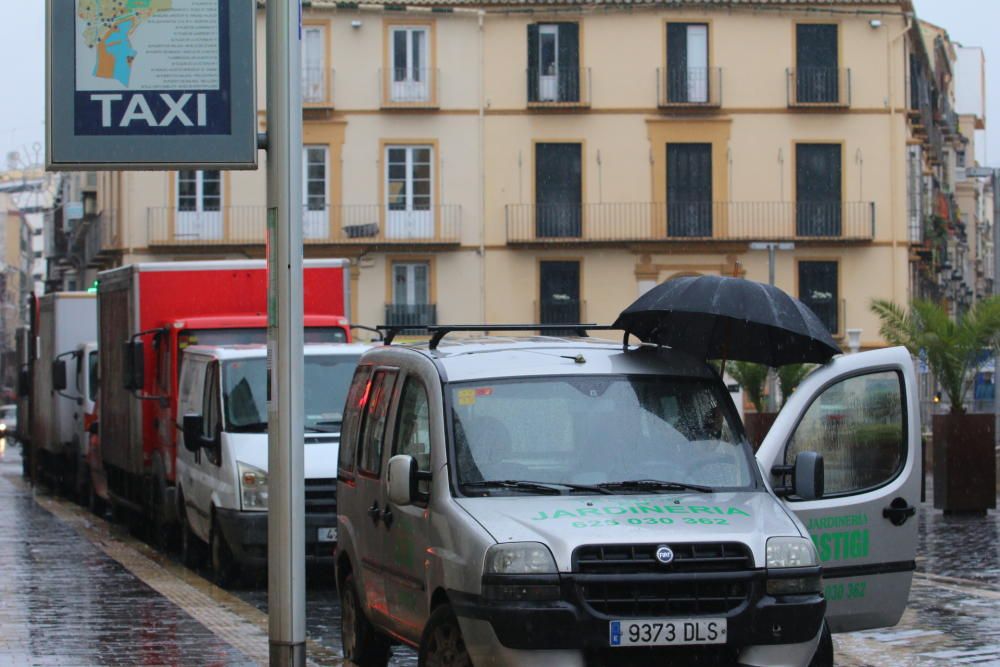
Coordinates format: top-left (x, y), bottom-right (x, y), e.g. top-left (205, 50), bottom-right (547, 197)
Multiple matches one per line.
top-left (302, 67), bottom-right (334, 106)
top-left (379, 68), bottom-right (439, 109)
top-left (505, 201), bottom-right (875, 245)
top-left (147, 205), bottom-right (462, 247)
top-left (527, 67), bottom-right (591, 108)
top-left (657, 67), bottom-right (722, 109)
top-left (384, 303), bottom-right (437, 334)
top-left (69, 209), bottom-right (121, 268)
top-left (786, 68), bottom-right (851, 108)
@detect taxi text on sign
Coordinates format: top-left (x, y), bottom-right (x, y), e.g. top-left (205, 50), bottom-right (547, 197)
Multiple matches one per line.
top-left (47, 0), bottom-right (257, 170)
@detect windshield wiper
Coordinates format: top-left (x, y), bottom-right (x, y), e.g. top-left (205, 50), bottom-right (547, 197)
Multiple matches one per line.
top-left (597, 479), bottom-right (714, 494)
top-left (461, 480), bottom-right (564, 495)
top-left (462, 480), bottom-right (616, 496)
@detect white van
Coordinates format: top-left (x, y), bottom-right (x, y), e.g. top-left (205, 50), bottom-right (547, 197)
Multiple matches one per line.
top-left (176, 343), bottom-right (368, 584)
top-left (335, 333), bottom-right (919, 667)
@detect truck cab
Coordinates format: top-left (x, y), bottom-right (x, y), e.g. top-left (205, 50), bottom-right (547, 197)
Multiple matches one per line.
top-left (175, 342), bottom-right (369, 584)
top-left (335, 334), bottom-right (920, 667)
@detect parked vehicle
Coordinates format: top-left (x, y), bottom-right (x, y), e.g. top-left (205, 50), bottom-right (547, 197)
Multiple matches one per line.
top-left (70, 343), bottom-right (98, 502)
top-left (0, 404), bottom-right (16, 437)
top-left (14, 325), bottom-right (32, 454)
top-left (28, 292), bottom-right (97, 493)
top-left (335, 331), bottom-right (920, 667)
top-left (97, 259), bottom-right (352, 543)
top-left (176, 342), bottom-right (368, 583)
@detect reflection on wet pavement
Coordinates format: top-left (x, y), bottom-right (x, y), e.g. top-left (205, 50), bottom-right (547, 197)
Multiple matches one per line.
top-left (0, 444), bottom-right (253, 665)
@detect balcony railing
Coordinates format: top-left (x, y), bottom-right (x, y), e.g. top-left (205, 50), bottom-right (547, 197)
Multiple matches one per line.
top-left (527, 67), bottom-right (591, 107)
top-left (147, 205), bottom-right (462, 246)
top-left (657, 67), bottom-right (722, 108)
top-left (787, 68), bottom-right (851, 108)
top-left (379, 68), bottom-right (439, 108)
top-left (505, 201), bottom-right (875, 244)
top-left (302, 67), bottom-right (334, 106)
top-left (384, 303), bottom-right (437, 334)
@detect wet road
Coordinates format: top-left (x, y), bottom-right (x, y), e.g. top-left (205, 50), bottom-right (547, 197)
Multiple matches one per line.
top-left (2, 437), bottom-right (999, 666)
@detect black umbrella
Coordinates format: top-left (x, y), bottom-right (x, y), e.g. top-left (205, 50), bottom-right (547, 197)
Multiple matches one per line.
top-left (613, 275), bottom-right (841, 366)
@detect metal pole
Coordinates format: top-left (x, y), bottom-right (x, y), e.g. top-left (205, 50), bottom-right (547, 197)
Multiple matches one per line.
top-left (266, 1), bottom-right (306, 665)
top-left (768, 243), bottom-right (776, 287)
top-left (767, 244), bottom-right (777, 411)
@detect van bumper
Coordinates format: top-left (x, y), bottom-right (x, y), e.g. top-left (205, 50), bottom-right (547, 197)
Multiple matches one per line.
top-left (214, 508), bottom-right (339, 569)
top-left (449, 570), bottom-right (824, 661)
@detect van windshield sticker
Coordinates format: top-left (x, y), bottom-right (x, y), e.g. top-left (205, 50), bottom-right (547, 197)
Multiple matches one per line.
top-left (457, 389), bottom-right (476, 406)
top-left (530, 504), bottom-right (751, 521)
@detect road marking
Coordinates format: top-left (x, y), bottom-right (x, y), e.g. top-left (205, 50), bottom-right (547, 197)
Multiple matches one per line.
top-left (10, 471), bottom-right (344, 666)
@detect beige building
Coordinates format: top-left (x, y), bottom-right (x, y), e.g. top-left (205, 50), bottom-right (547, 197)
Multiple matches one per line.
top-left (72, 0), bottom-right (969, 349)
top-left (0, 192), bottom-right (30, 388)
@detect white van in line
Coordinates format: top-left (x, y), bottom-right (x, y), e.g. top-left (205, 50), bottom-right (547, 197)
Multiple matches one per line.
top-left (335, 333), bottom-right (919, 667)
top-left (175, 343), bottom-right (369, 584)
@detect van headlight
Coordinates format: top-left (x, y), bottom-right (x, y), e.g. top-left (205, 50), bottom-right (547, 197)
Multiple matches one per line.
top-left (238, 462), bottom-right (269, 511)
top-left (766, 536), bottom-right (821, 595)
top-left (485, 542), bottom-right (557, 575)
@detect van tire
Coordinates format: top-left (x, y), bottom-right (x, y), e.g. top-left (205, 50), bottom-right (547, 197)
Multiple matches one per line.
top-left (418, 604), bottom-right (472, 667)
top-left (179, 495), bottom-right (204, 569)
top-left (210, 512), bottom-right (239, 588)
top-left (808, 622), bottom-right (833, 667)
top-left (341, 573), bottom-right (390, 667)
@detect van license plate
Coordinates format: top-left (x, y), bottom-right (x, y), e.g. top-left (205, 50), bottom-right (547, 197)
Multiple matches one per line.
top-left (318, 527), bottom-right (337, 543)
top-left (609, 619), bottom-right (726, 647)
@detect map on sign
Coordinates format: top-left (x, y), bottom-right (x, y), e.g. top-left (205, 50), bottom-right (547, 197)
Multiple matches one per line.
top-left (72, 0), bottom-right (230, 136)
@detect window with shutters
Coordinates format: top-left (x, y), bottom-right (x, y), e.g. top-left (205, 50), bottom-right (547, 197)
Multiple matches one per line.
top-left (527, 23), bottom-right (584, 105)
top-left (540, 261), bottom-right (581, 332)
top-left (535, 143), bottom-right (582, 238)
top-left (665, 23), bottom-right (710, 104)
top-left (667, 143), bottom-right (713, 237)
top-left (798, 261), bottom-right (839, 335)
top-left (793, 24), bottom-right (846, 106)
top-left (389, 26), bottom-right (430, 103)
top-left (301, 25), bottom-right (329, 104)
top-left (796, 144), bottom-right (842, 237)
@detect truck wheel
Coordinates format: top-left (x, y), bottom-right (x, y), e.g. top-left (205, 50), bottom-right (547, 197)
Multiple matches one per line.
top-left (179, 496), bottom-right (205, 569)
top-left (418, 604), bottom-right (472, 667)
top-left (341, 573), bottom-right (391, 667)
top-left (210, 513), bottom-right (239, 588)
top-left (808, 622), bottom-right (834, 667)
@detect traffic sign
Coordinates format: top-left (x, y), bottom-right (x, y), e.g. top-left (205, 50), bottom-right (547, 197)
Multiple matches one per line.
top-left (46, 0), bottom-right (257, 170)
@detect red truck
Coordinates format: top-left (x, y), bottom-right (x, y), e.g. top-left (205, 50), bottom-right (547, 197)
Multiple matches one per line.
top-left (96, 259), bottom-right (351, 541)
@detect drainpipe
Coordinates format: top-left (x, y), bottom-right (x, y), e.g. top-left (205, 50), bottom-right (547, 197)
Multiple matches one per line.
top-left (887, 12), bottom-right (913, 305)
top-left (478, 9), bottom-right (487, 323)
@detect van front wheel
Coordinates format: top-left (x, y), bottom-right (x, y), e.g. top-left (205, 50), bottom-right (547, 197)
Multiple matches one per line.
top-left (418, 604), bottom-right (472, 667)
top-left (341, 573), bottom-right (390, 667)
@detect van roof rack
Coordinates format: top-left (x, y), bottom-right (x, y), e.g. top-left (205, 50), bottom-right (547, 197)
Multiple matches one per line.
top-left (374, 324), bottom-right (619, 349)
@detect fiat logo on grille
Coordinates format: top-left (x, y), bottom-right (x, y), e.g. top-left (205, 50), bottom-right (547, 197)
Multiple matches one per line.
top-left (655, 545), bottom-right (675, 565)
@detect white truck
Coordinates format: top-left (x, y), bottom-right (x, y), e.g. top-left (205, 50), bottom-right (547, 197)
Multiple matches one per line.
top-left (29, 292), bottom-right (98, 496)
top-left (175, 342), bottom-right (369, 585)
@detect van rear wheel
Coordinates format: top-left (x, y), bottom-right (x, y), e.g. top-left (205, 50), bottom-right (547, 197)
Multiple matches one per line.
top-left (340, 573), bottom-right (390, 667)
top-left (418, 604), bottom-right (472, 667)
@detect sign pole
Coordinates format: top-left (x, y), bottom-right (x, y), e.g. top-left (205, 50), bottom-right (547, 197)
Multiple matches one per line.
top-left (266, 1), bottom-right (306, 665)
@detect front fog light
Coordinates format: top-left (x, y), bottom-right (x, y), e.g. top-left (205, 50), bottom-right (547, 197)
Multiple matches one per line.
top-left (484, 542), bottom-right (557, 575)
top-left (238, 462), bottom-right (269, 511)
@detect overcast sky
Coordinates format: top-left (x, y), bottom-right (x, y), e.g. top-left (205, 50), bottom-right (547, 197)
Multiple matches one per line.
top-left (0, 1), bottom-right (995, 167)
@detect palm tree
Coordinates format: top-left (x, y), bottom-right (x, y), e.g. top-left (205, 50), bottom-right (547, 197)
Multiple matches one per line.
top-left (777, 363), bottom-right (814, 409)
top-left (870, 297), bottom-right (1000, 415)
top-left (726, 361), bottom-right (769, 413)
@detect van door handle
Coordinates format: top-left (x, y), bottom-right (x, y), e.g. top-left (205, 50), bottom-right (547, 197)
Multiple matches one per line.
top-left (381, 507), bottom-right (394, 528)
top-left (883, 497), bottom-right (916, 526)
top-left (367, 501), bottom-right (381, 524)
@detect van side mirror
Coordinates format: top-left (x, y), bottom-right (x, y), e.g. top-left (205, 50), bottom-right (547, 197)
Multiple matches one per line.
top-left (123, 341), bottom-right (144, 391)
top-left (793, 451), bottom-right (825, 500)
top-left (182, 414), bottom-right (204, 453)
top-left (52, 359), bottom-right (68, 392)
top-left (387, 454), bottom-right (418, 506)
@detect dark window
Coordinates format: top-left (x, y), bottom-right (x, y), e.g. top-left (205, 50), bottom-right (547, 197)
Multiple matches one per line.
top-left (540, 261), bottom-right (580, 330)
top-left (527, 23), bottom-right (580, 103)
top-left (799, 261), bottom-right (838, 334)
top-left (202, 362), bottom-right (222, 466)
top-left (535, 143), bottom-right (582, 238)
top-left (667, 143), bottom-right (713, 237)
top-left (393, 377), bottom-right (432, 497)
top-left (785, 371), bottom-right (904, 497)
top-left (357, 370), bottom-right (399, 476)
top-left (796, 144), bottom-right (842, 236)
top-left (796, 24), bottom-right (839, 103)
top-left (339, 366), bottom-right (374, 474)
top-left (666, 23), bottom-right (709, 103)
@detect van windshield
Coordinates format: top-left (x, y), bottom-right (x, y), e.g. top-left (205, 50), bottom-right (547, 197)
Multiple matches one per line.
top-left (222, 354), bottom-right (360, 432)
top-left (449, 375), bottom-right (755, 493)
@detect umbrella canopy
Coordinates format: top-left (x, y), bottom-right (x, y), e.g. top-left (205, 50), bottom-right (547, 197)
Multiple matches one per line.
top-left (613, 275), bottom-right (841, 366)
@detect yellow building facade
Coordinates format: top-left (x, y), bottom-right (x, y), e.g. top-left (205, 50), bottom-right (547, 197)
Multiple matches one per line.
top-left (93, 0), bottom-right (929, 348)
